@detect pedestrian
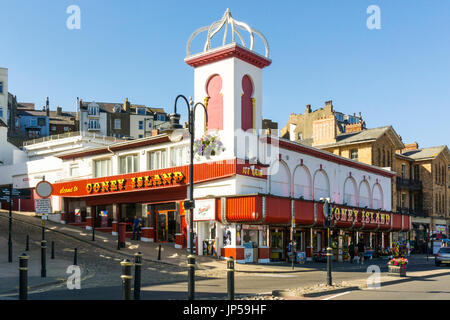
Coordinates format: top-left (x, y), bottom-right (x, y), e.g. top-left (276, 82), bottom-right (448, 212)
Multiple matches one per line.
top-left (132, 216), bottom-right (140, 240)
top-left (348, 242), bottom-right (355, 263)
top-left (357, 240), bottom-right (365, 265)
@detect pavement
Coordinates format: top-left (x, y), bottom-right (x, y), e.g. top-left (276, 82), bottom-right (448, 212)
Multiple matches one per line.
top-left (0, 236), bottom-right (90, 297)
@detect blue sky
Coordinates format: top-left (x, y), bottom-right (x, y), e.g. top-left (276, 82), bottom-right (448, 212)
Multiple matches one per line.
top-left (1, 0), bottom-right (449, 148)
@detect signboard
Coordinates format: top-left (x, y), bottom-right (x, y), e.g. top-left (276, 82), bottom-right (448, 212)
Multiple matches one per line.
top-left (193, 199), bottom-right (215, 221)
top-left (35, 198), bottom-right (52, 214)
top-left (0, 196), bottom-right (10, 203)
top-left (244, 248), bottom-right (254, 263)
top-left (0, 188), bottom-right (31, 198)
top-left (36, 181), bottom-right (53, 198)
top-left (331, 205), bottom-right (391, 226)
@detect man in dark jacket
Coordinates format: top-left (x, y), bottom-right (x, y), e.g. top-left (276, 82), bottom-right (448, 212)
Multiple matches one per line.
top-left (357, 240), bottom-right (365, 265)
top-left (348, 242), bottom-right (355, 263)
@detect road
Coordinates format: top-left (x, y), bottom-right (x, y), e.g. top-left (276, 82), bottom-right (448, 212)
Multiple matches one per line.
top-left (330, 270), bottom-right (450, 300)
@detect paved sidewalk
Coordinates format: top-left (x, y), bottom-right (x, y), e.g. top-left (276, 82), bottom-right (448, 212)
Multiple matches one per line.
top-left (0, 236), bottom-right (88, 297)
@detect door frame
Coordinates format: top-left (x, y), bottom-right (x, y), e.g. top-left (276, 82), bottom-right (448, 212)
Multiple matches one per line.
top-left (156, 210), bottom-right (176, 243)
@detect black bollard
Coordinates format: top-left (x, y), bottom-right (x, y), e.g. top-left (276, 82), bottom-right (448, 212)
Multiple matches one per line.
top-left (19, 253), bottom-right (28, 300)
top-left (41, 240), bottom-right (47, 278)
top-left (187, 254), bottom-right (195, 300)
top-left (51, 241), bottom-right (55, 259)
top-left (134, 252), bottom-right (142, 300)
top-left (121, 259), bottom-right (133, 300)
top-left (25, 235), bottom-right (29, 252)
top-left (227, 256), bottom-right (235, 300)
top-left (74, 248), bottom-right (78, 266)
top-left (158, 244), bottom-right (162, 260)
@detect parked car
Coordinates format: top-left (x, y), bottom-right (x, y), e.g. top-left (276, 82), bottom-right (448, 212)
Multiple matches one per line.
top-left (435, 247), bottom-right (450, 266)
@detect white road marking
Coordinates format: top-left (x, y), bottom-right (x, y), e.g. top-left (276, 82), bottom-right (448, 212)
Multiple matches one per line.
top-left (253, 274), bottom-right (295, 278)
top-left (322, 291), bottom-right (351, 300)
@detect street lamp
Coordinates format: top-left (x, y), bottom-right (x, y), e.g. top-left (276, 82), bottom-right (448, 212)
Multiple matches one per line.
top-left (320, 197), bottom-right (333, 286)
top-left (168, 94), bottom-right (208, 301)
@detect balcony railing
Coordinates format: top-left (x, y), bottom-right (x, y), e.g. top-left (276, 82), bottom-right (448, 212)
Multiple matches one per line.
top-left (396, 177), bottom-right (422, 190)
top-left (397, 206), bottom-right (428, 217)
top-left (23, 131), bottom-right (120, 146)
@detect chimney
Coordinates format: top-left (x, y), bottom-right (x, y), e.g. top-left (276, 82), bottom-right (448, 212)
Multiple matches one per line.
top-left (123, 98), bottom-right (131, 112)
top-left (346, 122), bottom-right (364, 133)
top-left (324, 100), bottom-right (333, 112)
top-left (402, 142), bottom-right (419, 152)
top-left (57, 106), bottom-right (62, 116)
top-left (46, 97), bottom-right (50, 116)
top-left (305, 104), bottom-right (312, 113)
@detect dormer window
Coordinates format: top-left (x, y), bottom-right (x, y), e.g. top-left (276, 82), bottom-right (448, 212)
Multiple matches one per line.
top-left (137, 107), bottom-right (146, 115)
top-left (114, 105), bottom-right (122, 113)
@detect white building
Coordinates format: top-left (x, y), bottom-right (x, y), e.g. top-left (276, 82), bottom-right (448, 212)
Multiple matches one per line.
top-left (0, 67), bottom-right (8, 126)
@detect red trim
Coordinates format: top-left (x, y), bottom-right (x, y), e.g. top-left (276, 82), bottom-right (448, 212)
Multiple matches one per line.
top-left (277, 139), bottom-right (395, 178)
top-left (185, 44), bottom-right (271, 69)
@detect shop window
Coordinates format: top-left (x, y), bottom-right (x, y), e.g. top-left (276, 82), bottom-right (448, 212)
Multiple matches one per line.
top-left (243, 229), bottom-right (258, 248)
top-left (94, 158), bottom-right (112, 178)
top-left (148, 149), bottom-right (167, 170)
top-left (119, 154), bottom-right (138, 174)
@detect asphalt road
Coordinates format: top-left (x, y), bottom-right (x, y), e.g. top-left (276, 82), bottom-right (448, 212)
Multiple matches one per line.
top-left (330, 270), bottom-right (450, 300)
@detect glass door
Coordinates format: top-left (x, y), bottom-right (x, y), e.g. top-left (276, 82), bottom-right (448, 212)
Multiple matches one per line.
top-left (157, 211), bottom-right (168, 242)
top-left (270, 230), bottom-right (284, 261)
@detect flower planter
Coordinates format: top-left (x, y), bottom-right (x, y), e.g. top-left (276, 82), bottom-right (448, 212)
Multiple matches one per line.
top-left (388, 265), bottom-right (407, 277)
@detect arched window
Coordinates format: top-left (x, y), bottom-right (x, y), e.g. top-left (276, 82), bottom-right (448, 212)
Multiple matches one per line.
top-left (241, 75), bottom-right (254, 131)
top-left (270, 161), bottom-right (290, 197)
top-left (293, 165), bottom-right (312, 200)
top-left (313, 170), bottom-right (330, 201)
top-left (372, 183), bottom-right (384, 210)
top-left (343, 177), bottom-right (357, 206)
top-left (359, 181), bottom-right (371, 208)
top-left (206, 74), bottom-right (223, 130)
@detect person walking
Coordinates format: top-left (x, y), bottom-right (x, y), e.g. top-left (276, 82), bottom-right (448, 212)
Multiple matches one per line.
top-left (357, 240), bottom-right (365, 265)
top-left (348, 242), bottom-right (355, 263)
top-left (132, 216), bottom-right (141, 240)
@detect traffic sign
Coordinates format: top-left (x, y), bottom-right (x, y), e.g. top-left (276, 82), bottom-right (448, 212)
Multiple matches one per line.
top-left (35, 198), bottom-right (52, 214)
top-left (36, 181), bottom-right (53, 198)
top-left (0, 196), bottom-right (10, 203)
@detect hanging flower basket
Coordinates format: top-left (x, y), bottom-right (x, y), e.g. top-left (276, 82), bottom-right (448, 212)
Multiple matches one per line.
top-left (193, 132), bottom-right (225, 160)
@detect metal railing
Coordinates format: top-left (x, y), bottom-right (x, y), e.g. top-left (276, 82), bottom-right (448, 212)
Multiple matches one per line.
top-left (23, 131), bottom-right (121, 146)
top-left (396, 177), bottom-right (422, 190)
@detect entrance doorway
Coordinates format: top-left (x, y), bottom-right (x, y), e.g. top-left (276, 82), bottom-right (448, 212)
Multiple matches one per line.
top-left (270, 229), bottom-right (284, 261)
top-left (157, 210), bottom-right (176, 242)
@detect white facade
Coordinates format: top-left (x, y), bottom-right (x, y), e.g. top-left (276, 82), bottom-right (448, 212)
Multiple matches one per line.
top-left (0, 67), bottom-right (8, 125)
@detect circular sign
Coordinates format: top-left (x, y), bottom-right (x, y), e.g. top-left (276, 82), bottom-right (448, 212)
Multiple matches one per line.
top-left (36, 181), bottom-right (53, 198)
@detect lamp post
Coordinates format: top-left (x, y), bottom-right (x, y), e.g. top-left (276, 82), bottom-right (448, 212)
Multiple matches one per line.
top-left (321, 197), bottom-right (333, 286)
top-left (169, 94), bottom-right (208, 300)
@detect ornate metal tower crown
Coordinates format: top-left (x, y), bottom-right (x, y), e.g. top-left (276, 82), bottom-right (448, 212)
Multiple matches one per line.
top-left (186, 9), bottom-right (270, 58)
